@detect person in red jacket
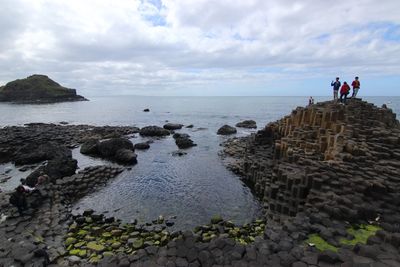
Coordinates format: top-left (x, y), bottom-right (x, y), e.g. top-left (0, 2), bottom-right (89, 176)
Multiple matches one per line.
top-left (340, 82), bottom-right (350, 104)
top-left (351, 76), bottom-right (360, 98)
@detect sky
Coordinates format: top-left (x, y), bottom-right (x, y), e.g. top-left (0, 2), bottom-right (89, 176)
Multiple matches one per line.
top-left (0, 0), bottom-right (399, 96)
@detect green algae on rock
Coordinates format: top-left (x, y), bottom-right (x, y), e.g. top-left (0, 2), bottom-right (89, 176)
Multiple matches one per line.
top-left (340, 224), bottom-right (382, 246)
top-left (306, 224), bottom-right (382, 252)
top-left (65, 213), bottom-right (267, 261)
top-left (305, 234), bottom-right (339, 252)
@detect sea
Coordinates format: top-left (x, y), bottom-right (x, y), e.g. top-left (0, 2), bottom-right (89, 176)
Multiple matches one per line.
top-left (0, 96), bottom-right (399, 230)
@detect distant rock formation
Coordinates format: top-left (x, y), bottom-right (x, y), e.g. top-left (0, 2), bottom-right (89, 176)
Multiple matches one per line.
top-left (0, 74), bottom-right (88, 103)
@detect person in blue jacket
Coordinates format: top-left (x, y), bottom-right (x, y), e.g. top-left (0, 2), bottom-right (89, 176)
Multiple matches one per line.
top-left (331, 77), bottom-right (341, 101)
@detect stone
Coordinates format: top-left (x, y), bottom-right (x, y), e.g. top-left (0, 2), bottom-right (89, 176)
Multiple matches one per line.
top-left (65, 237), bottom-right (77, 246)
top-left (352, 255), bottom-right (374, 267)
top-left (67, 255), bottom-right (81, 263)
top-left (217, 125), bottom-right (237, 135)
top-left (235, 120), bottom-right (257, 129)
top-left (318, 251), bottom-right (341, 264)
top-left (134, 142), bottom-right (150, 150)
top-left (140, 126), bottom-right (170, 137)
top-left (292, 262), bottom-right (308, 267)
top-left (176, 257), bottom-right (189, 267)
top-left (129, 238), bottom-right (144, 249)
top-left (87, 242), bottom-right (105, 252)
top-left (80, 139), bottom-right (99, 154)
top-left (164, 123), bottom-right (184, 130)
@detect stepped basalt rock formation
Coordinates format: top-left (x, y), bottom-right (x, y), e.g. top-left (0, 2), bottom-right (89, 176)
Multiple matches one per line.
top-left (223, 99), bottom-right (400, 220)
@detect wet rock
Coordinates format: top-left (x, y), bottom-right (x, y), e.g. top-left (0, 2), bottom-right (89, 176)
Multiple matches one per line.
top-left (235, 120), bottom-right (257, 129)
top-left (97, 138), bottom-right (134, 157)
top-left (164, 123), bottom-right (184, 130)
top-left (80, 138), bottom-right (100, 154)
top-left (143, 108), bottom-right (150, 112)
top-left (140, 126), bottom-right (170, 137)
top-left (115, 149), bottom-right (137, 165)
top-left (217, 125), bottom-right (237, 135)
top-left (173, 133), bottom-right (197, 149)
top-left (134, 142), bottom-right (150, 150)
top-left (87, 242), bottom-right (105, 252)
top-left (172, 151), bottom-right (187, 157)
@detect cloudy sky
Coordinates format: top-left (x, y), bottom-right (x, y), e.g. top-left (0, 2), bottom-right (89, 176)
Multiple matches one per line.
top-left (1, 0), bottom-right (399, 96)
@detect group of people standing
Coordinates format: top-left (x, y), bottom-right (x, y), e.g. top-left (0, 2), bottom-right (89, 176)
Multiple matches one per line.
top-left (331, 76), bottom-right (360, 104)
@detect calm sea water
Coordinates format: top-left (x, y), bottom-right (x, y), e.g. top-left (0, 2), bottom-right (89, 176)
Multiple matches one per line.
top-left (1, 96), bottom-right (399, 229)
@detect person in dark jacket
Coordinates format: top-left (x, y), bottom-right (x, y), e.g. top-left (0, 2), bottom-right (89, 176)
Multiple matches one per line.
top-left (9, 185), bottom-right (28, 215)
top-left (340, 82), bottom-right (351, 104)
top-left (331, 77), bottom-right (341, 100)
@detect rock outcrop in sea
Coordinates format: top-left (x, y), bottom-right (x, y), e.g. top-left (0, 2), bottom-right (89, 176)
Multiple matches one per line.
top-left (0, 74), bottom-right (88, 103)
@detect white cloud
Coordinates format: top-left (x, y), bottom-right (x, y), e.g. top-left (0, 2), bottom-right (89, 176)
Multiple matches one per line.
top-left (0, 0), bottom-right (399, 95)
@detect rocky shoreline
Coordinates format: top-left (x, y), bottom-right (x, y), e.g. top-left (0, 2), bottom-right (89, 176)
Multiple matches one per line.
top-left (0, 98), bottom-right (399, 266)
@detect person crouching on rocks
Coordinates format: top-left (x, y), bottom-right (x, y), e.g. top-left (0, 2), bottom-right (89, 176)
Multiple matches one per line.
top-left (9, 185), bottom-right (28, 215)
top-left (340, 82), bottom-right (351, 104)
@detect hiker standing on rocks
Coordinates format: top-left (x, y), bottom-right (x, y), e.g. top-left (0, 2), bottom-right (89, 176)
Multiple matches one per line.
top-left (331, 77), bottom-right (341, 100)
top-left (308, 96), bottom-right (314, 106)
top-left (351, 76), bottom-right (360, 98)
top-left (340, 82), bottom-right (351, 104)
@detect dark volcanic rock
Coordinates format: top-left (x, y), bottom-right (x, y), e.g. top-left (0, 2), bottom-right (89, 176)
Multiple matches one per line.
top-left (134, 142), bottom-right (151, 150)
top-left (14, 142), bottom-right (72, 165)
top-left (97, 138), bottom-right (134, 157)
top-left (80, 138), bottom-right (100, 154)
top-left (163, 123), bottom-right (184, 130)
top-left (173, 133), bottom-right (197, 149)
top-left (217, 125), bottom-right (237, 135)
top-left (0, 74), bottom-right (87, 103)
top-left (235, 120), bottom-right (257, 129)
top-left (80, 137), bottom-right (137, 165)
top-left (140, 126), bottom-right (170, 137)
top-left (115, 149), bottom-right (137, 164)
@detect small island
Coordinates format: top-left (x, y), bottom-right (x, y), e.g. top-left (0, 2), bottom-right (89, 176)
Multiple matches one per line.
top-left (0, 74), bottom-right (88, 103)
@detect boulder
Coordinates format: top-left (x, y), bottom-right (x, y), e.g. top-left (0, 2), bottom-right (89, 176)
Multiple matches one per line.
top-left (134, 142), bottom-right (150, 150)
top-left (140, 126), bottom-right (170, 137)
top-left (80, 139), bottom-right (100, 154)
top-left (97, 138), bottom-right (134, 157)
top-left (114, 149), bottom-right (137, 164)
top-left (143, 108), bottom-right (150, 112)
top-left (45, 157), bottom-right (77, 179)
top-left (163, 123), bottom-right (183, 130)
top-left (235, 120), bottom-right (257, 129)
top-left (217, 125), bottom-right (237, 135)
top-left (173, 133), bottom-right (197, 149)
